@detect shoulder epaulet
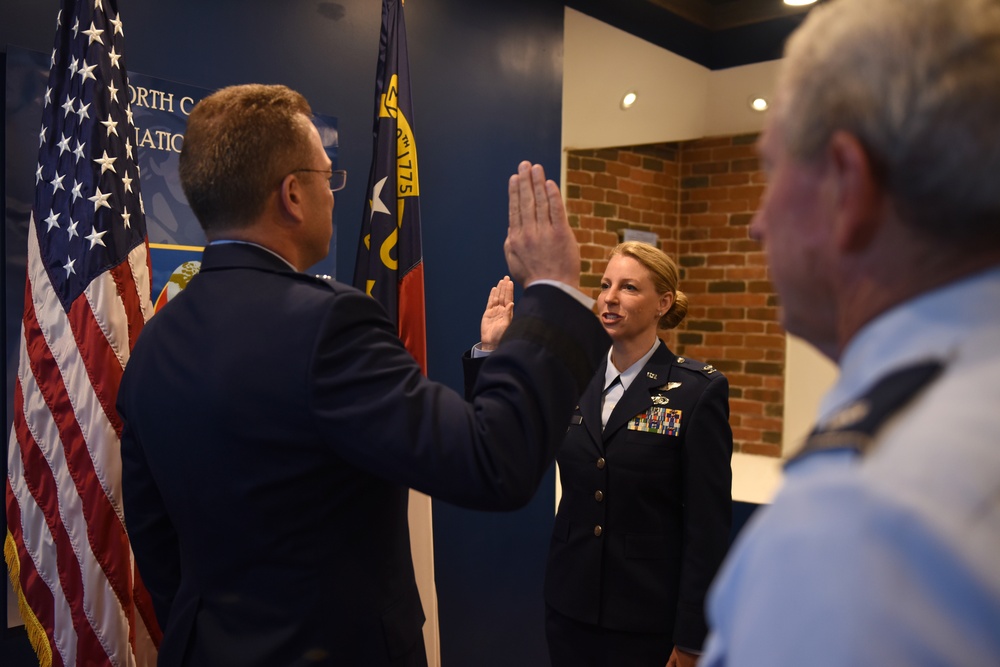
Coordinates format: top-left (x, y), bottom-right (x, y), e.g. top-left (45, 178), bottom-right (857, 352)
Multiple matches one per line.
top-left (788, 359), bottom-right (943, 468)
top-left (673, 356), bottom-right (722, 378)
top-left (290, 272), bottom-right (338, 291)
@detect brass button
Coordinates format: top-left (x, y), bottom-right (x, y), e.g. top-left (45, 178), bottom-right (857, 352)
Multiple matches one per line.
top-left (594, 525), bottom-right (603, 537)
top-left (594, 490), bottom-right (604, 502)
top-left (596, 457), bottom-right (606, 470)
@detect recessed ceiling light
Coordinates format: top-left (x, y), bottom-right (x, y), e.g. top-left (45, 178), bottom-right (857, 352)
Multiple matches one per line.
top-left (620, 90), bottom-right (638, 110)
top-left (748, 95), bottom-right (769, 112)
top-left (784, 0), bottom-right (818, 6)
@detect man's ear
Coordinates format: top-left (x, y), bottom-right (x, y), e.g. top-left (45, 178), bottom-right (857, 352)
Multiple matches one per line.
top-left (276, 173), bottom-right (305, 225)
top-left (828, 131), bottom-right (885, 253)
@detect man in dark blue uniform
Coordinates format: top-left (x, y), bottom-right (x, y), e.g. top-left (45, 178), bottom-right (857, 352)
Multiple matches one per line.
top-left (117, 83), bottom-right (609, 667)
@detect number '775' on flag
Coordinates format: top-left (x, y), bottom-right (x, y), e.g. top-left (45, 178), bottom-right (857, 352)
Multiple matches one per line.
top-left (353, 0), bottom-right (427, 374)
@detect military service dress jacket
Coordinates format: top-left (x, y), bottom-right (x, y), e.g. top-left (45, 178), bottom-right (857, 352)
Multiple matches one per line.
top-left (545, 343), bottom-right (733, 650)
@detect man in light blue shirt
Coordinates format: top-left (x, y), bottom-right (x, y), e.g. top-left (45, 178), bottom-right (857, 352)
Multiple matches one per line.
top-left (701, 0), bottom-right (1000, 665)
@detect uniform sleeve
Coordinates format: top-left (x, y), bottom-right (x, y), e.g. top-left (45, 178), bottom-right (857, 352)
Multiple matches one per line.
top-left (700, 470), bottom-right (998, 667)
top-left (308, 283), bottom-right (608, 511)
top-left (674, 373), bottom-right (734, 649)
top-left (461, 349), bottom-right (486, 401)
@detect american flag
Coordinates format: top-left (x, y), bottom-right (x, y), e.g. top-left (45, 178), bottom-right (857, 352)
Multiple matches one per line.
top-left (5, 1), bottom-right (159, 665)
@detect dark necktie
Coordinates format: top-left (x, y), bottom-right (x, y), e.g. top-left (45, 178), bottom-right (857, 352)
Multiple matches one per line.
top-left (601, 375), bottom-right (622, 430)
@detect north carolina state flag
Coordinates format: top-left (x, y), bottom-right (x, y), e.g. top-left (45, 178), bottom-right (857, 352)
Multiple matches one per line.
top-left (354, 0), bottom-right (426, 373)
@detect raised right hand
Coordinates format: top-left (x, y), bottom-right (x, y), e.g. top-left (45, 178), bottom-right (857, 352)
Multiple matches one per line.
top-left (503, 161), bottom-right (580, 288)
top-left (480, 276), bottom-right (514, 351)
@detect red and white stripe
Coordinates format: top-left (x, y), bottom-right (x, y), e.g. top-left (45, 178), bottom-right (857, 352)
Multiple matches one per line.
top-left (6, 212), bottom-right (158, 666)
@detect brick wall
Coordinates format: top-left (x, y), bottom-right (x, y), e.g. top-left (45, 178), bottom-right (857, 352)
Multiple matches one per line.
top-left (565, 135), bottom-right (784, 457)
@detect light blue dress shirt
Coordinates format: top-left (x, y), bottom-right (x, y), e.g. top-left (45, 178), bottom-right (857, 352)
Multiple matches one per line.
top-left (702, 266), bottom-right (1000, 667)
top-left (600, 339), bottom-right (660, 429)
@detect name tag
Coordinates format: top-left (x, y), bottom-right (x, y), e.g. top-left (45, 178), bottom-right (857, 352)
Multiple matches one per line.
top-left (628, 407), bottom-right (682, 436)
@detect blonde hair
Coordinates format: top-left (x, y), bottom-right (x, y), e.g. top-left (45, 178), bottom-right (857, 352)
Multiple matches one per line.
top-left (609, 242), bottom-right (688, 330)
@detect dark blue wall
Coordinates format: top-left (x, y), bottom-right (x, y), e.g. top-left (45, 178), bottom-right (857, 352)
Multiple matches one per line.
top-left (2, 0), bottom-right (564, 665)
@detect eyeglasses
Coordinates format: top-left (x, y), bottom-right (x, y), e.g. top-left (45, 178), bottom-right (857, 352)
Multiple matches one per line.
top-left (290, 168), bottom-right (347, 192)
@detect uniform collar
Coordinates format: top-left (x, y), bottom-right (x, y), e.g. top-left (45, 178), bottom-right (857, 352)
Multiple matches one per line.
top-left (603, 338), bottom-right (662, 393)
top-left (206, 239), bottom-right (298, 272)
top-left (201, 240), bottom-right (299, 274)
top-left (818, 265), bottom-right (1000, 427)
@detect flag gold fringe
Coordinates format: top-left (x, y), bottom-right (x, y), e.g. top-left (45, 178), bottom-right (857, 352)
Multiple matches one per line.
top-left (5, 529), bottom-right (54, 667)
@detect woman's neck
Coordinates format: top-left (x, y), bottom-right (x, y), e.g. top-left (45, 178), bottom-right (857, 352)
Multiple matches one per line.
top-left (610, 334), bottom-right (659, 373)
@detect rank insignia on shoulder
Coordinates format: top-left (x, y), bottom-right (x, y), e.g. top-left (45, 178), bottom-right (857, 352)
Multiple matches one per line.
top-left (703, 364), bottom-right (717, 374)
top-left (789, 360), bottom-right (943, 466)
top-left (824, 400), bottom-right (871, 431)
top-left (676, 357), bottom-right (686, 364)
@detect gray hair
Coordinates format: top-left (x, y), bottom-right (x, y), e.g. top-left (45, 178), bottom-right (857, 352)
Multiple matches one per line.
top-left (775, 0), bottom-right (1000, 247)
